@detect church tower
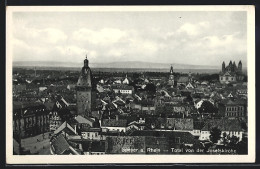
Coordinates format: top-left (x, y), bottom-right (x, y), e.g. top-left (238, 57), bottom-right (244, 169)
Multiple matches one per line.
top-left (233, 61), bottom-right (237, 72)
top-left (76, 55), bottom-right (92, 117)
top-left (238, 60), bottom-right (242, 72)
top-left (227, 60), bottom-right (232, 72)
top-left (222, 61), bottom-right (225, 72)
top-left (168, 65), bottom-right (175, 87)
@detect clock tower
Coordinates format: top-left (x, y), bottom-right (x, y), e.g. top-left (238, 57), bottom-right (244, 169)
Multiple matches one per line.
top-left (76, 55), bottom-right (92, 117)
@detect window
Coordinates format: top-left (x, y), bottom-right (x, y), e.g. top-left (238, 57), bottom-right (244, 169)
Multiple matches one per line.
top-left (95, 133), bottom-right (98, 137)
top-left (87, 133), bottom-right (90, 137)
top-left (175, 137), bottom-right (181, 143)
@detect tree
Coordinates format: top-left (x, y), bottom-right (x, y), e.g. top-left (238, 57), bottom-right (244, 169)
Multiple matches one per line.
top-left (209, 127), bottom-right (221, 143)
top-left (228, 135), bottom-right (239, 147)
top-left (222, 132), bottom-right (228, 146)
top-left (236, 136), bottom-right (248, 154)
top-left (198, 101), bottom-right (217, 114)
top-left (184, 95), bottom-right (193, 103)
top-left (145, 83), bottom-right (156, 93)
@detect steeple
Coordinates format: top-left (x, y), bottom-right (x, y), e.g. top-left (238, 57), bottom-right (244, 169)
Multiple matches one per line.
top-left (84, 54), bottom-right (89, 68)
top-left (77, 54), bottom-right (92, 87)
top-left (168, 65), bottom-right (175, 87)
top-left (238, 60), bottom-right (242, 72)
top-left (170, 65), bottom-right (174, 74)
top-left (233, 61), bottom-right (237, 72)
top-left (222, 61), bottom-right (225, 72)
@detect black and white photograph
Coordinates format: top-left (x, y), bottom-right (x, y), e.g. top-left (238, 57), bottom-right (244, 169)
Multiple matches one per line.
top-left (6, 6), bottom-right (255, 163)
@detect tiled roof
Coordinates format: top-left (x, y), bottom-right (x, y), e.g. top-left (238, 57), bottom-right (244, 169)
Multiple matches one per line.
top-left (193, 121), bottom-right (205, 130)
top-left (13, 101), bottom-right (44, 110)
top-left (219, 99), bottom-right (246, 105)
top-left (129, 130), bottom-right (194, 144)
top-left (44, 102), bottom-right (55, 111)
top-left (146, 117), bottom-right (194, 130)
top-left (51, 134), bottom-right (70, 155)
top-left (111, 84), bottom-right (133, 90)
top-left (102, 119), bottom-right (128, 127)
top-left (177, 76), bottom-right (189, 83)
top-left (81, 127), bottom-right (101, 132)
top-left (54, 121), bottom-right (76, 135)
top-left (75, 115), bottom-right (95, 124)
top-left (201, 118), bottom-right (243, 131)
top-left (174, 118), bottom-right (194, 130)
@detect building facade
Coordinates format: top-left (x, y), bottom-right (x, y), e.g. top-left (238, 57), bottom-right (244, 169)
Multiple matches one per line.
top-left (218, 99), bottom-right (247, 119)
top-left (13, 102), bottom-right (49, 139)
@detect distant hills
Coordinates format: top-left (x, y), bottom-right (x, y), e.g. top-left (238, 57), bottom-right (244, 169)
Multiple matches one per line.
top-left (13, 61), bottom-right (220, 70)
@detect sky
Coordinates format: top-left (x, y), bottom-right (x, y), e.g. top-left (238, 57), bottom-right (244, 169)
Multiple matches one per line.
top-left (12, 11), bottom-right (247, 66)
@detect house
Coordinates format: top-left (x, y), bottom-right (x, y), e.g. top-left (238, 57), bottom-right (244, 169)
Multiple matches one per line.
top-left (13, 84), bottom-right (26, 93)
top-left (126, 118), bottom-right (146, 131)
top-left (113, 79), bottom-right (122, 84)
top-left (50, 134), bottom-right (80, 155)
top-left (101, 118), bottom-right (128, 132)
top-left (80, 127), bottom-right (106, 141)
top-left (49, 107), bottom-right (74, 131)
top-left (185, 82), bottom-right (195, 89)
top-left (13, 102), bottom-right (50, 138)
top-left (122, 75), bottom-right (130, 84)
top-left (192, 121), bottom-right (204, 138)
top-left (236, 86), bottom-right (247, 96)
top-left (111, 84), bottom-right (134, 95)
top-left (75, 115), bottom-right (95, 128)
top-left (177, 76), bottom-right (189, 86)
top-left (146, 117), bottom-right (194, 133)
top-left (199, 118), bottom-right (244, 142)
top-left (218, 99), bottom-right (247, 119)
top-left (172, 104), bottom-right (186, 114)
top-left (79, 141), bottom-right (106, 155)
top-left (39, 86), bottom-right (47, 92)
top-left (53, 121), bottom-right (76, 136)
top-left (67, 84), bottom-right (76, 91)
top-left (96, 84), bottom-right (104, 93)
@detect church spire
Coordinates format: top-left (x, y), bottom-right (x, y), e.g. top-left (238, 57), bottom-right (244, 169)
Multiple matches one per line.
top-left (84, 54), bottom-right (89, 68)
top-left (170, 65), bottom-right (174, 74)
top-left (222, 61), bottom-right (225, 72)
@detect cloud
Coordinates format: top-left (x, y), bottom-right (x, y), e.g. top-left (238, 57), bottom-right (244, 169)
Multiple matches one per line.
top-left (72, 28), bottom-right (127, 45)
top-left (14, 27), bottom-right (67, 45)
top-left (177, 22), bottom-right (210, 36)
top-left (11, 12), bottom-right (247, 66)
top-left (40, 28), bottom-right (68, 44)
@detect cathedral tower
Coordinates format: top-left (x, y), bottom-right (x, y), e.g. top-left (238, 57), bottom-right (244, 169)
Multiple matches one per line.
top-left (222, 61), bottom-right (225, 72)
top-left (76, 55), bottom-right (92, 117)
top-left (232, 61), bottom-right (237, 72)
top-left (238, 60), bottom-right (242, 72)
